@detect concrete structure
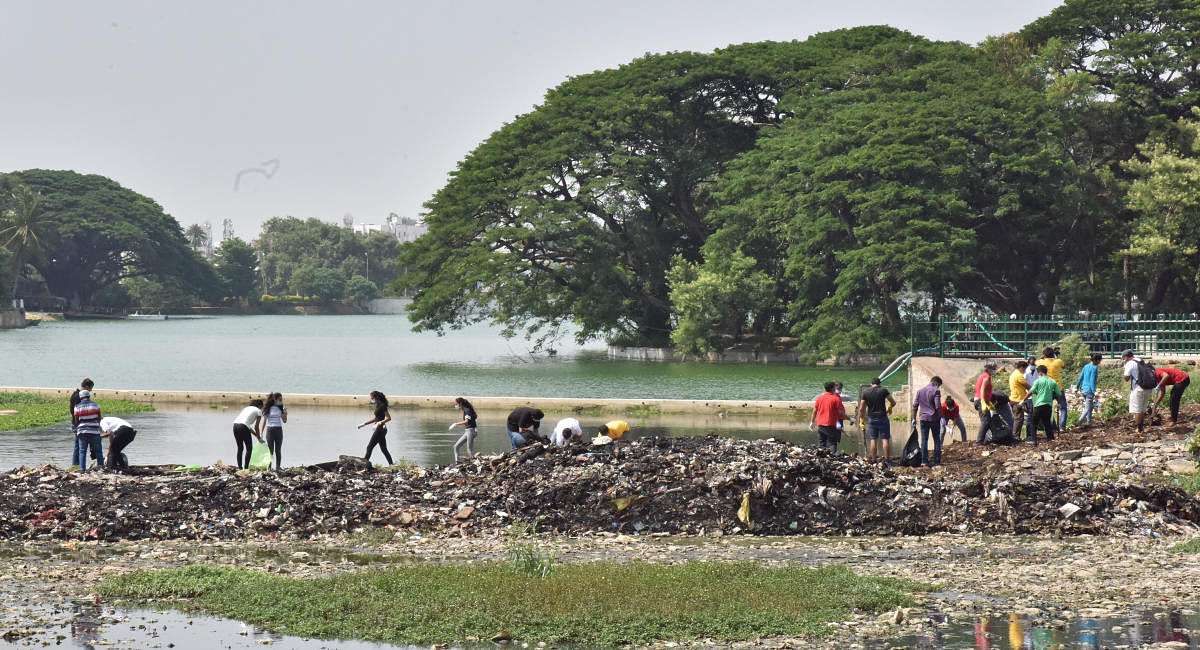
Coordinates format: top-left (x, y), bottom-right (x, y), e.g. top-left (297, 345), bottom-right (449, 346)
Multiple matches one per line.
top-left (0, 308), bottom-right (27, 329)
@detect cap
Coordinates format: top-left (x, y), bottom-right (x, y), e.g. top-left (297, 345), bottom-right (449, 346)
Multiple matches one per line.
top-left (1121, 349), bottom-right (1134, 357)
top-left (78, 389), bottom-right (90, 399)
top-left (870, 377), bottom-right (882, 385)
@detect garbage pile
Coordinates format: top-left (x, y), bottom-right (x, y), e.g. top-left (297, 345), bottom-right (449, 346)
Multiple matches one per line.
top-left (1, 436), bottom-right (1197, 542)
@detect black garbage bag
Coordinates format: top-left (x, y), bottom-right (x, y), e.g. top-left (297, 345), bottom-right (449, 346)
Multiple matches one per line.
top-left (984, 412), bottom-right (1012, 444)
top-left (901, 424), bottom-right (922, 467)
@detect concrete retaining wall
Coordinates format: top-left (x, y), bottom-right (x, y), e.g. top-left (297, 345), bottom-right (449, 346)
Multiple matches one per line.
top-left (607, 345), bottom-right (881, 366)
top-left (0, 309), bottom-right (26, 329)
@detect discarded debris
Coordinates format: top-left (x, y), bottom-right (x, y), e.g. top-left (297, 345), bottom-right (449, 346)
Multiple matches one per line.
top-left (1, 435), bottom-right (1198, 541)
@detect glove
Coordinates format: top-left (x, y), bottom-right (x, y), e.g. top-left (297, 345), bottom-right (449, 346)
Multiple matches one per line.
top-left (808, 422), bottom-right (815, 432)
top-left (886, 405), bottom-right (893, 415)
top-left (448, 423), bottom-right (456, 430)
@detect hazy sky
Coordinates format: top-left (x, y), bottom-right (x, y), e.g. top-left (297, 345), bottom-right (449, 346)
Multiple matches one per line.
top-left (1, 1), bottom-right (1063, 240)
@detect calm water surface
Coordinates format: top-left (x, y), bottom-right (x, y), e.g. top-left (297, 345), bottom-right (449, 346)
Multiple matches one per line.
top-left (0, 402), bottom-right (850, 470)
top-left (0, 315), bottom-right (885, 399)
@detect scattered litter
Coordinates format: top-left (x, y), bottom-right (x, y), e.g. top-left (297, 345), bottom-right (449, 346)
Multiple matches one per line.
top-left (1, 436), bottom-right (1198, 541)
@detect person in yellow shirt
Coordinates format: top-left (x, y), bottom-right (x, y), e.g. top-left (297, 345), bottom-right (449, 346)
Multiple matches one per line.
top-left (598, 420), bottom-right (631, 456)
top-left (1008, 360), bottom-right (1030, 440)
top-left (1038, 347), bottom-right (1068, 429)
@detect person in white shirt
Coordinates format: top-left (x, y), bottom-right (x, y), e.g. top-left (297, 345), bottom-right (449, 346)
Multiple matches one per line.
top-left (550, 417), bottom-right (583, 446)
top-left (99, 416), bottom-right (137, 471)
top-left (262, 392), bottom-right (287, 471)
top-left (232, 399), bottom-right (265, 469)
top-left (1122, 349), bottom-right (1151, 433)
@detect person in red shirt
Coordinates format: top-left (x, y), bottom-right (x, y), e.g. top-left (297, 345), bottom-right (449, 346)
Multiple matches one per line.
top-left (973, 362), bottom-right (998, 443)
top-left (940, 396), bottom-right (968, 443)
top-left (809, 381), bottom-right (847, 451)
top-left (1153, 366), bottom-right (1192, 424)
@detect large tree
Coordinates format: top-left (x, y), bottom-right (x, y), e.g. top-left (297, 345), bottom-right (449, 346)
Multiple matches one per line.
top-left (0, 170), bottom-right (216, 307)
top-left (676, 39), bottom-right (1093, 356)
top-left (400, 27), bottom-right (927, 346)
top-left (212, 236), bottom-right (259, 301)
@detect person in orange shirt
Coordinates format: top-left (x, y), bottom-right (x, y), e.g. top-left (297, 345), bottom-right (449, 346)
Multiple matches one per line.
top-left (809, 381), bottom-right (846, 451)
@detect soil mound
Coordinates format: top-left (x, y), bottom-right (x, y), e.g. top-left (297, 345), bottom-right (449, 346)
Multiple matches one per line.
top-left (1, 436), bottom-right (1197, 542)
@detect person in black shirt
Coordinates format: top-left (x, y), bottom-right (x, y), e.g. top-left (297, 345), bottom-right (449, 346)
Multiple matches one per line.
top-left (505, 407), bottom-right (544, 449)
top-left (856, 377), bottom-right (896, 462)
top-left (448, 397), bottom-right (479, 461)
top-left (357, 390), bottom-right (393, 465)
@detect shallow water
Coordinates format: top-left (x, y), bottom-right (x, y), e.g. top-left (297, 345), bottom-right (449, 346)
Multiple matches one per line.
top-left (0, 315), bottom-right (886, 400)
top-left (0, 402), bottom-right (869, 470)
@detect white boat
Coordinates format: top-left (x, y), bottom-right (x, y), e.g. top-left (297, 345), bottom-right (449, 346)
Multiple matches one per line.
top-left (127, 312), bottom-right (167, 321)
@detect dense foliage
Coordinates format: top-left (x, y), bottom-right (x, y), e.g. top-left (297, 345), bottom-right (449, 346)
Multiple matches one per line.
top-left (401, 0), bottom-right (1200, 355)
top-left (0, 170), bottom-right (216, 308)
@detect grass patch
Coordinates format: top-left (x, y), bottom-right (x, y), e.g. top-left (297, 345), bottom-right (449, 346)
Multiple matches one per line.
top-left (96, 561), bottom-right (928, 646)
top-left (1145, 471), bottom-right (1200, 496)
top-left (1082, 467), bottom-right (1123, 482)
top-left (1168, 538), bottom-right (1200, 553)
top-left (0, 392), bottom-right (153, 432)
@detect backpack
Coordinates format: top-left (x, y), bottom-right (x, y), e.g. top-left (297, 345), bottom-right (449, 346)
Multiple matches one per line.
top-left (1136, 359), bottom-right (1157, 390)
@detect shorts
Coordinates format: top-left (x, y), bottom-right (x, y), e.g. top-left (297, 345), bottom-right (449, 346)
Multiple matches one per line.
top-left (1129, 386), bottom-right (1151, 414)
top-left (866, 416), bottom-right (890, 440)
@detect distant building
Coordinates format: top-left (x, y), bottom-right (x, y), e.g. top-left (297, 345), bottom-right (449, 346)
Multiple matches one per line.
top-left (348, 213), bottom-right (427, 243)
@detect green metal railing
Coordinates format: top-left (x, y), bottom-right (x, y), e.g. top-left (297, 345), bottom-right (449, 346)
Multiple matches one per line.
top-left (910, 315), bottom-right (1200, 358)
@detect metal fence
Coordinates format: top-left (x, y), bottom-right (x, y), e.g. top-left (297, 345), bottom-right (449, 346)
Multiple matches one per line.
top-left (910, 315), bottom-right (1200, 358)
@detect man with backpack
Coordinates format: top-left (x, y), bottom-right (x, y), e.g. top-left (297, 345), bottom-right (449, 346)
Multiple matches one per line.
top-left (1122, 349), bottom-right (1156, 434)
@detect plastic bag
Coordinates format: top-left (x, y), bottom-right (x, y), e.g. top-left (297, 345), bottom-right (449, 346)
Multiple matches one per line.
top-left (249, 441), bottom-right (273, 470)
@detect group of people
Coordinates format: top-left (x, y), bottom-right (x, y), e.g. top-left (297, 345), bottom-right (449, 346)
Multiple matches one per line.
top-left (497, 405), bottom-right (631, 454)
top-left (68, 378), bottom-right (137, 472)
top-left (67, 380), bottom-right (636, 473)
top-left (907, 346), bottom-right (1192, 467)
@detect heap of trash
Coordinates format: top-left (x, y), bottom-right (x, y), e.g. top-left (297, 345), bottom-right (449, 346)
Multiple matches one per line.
top-left (2, 435), bottom-right (1198, 542)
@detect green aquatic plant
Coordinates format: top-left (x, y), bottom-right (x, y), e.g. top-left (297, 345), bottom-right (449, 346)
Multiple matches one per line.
top-left (0, 392), bottom-right (153, 432)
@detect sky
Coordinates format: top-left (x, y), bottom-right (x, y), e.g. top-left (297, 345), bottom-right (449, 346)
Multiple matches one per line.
top-left (0, 0), bottom-right (1064, 240)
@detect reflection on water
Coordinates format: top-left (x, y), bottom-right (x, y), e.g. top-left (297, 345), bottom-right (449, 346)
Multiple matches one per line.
top-left (59, 600), bottom-right (423, 649)
top-left (878, 609), bottom-right (1199, 649)
top-left (0, 402), bottom-right (858, 470)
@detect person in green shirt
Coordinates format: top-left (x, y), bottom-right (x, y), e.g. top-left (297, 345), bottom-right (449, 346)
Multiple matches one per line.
top-left (1028, 364), bottom-right (1062, 445)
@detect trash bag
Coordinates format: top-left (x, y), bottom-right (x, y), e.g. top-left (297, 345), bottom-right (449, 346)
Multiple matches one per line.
top-left (901, 425), bottom-right (921, 467)
top-left (249, 442), bottom-right (273, 470)
top-left (984, 415), bottom-right (1012, 444)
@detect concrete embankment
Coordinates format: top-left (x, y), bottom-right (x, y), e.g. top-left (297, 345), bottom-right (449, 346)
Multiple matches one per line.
top-left (0, 386), bottom-right (819, 417)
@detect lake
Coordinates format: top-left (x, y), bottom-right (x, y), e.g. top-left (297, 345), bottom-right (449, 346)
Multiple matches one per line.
top-left (1, 315), bottom-right (887, 400)
top-left (1, 315), bottom-right (897, 469)
top-left (0, 402), bottom-right (872, 470)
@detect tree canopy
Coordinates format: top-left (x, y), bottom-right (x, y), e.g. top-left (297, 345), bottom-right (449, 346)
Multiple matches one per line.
top-left (398, 1), bottom-right (1200, 356)
top-left (0, 169), bottom-right (216, 307)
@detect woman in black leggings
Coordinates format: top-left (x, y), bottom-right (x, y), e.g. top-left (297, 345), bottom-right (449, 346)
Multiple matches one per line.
top-left (357, 390), bottom-right (393, 465)
top-left (262, 392), bottom-right (287, 471)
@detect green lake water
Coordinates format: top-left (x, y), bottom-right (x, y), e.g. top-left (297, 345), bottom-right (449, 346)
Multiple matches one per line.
top-left (0, 315), bottom-right (889, 400)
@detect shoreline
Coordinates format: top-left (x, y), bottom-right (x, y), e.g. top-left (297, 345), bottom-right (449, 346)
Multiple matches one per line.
top-left (0, 385), bottom-right (826, 416)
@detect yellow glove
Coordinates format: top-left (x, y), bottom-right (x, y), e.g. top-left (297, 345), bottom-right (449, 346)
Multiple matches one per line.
top-left (886, 405), bottom-right (893, 415)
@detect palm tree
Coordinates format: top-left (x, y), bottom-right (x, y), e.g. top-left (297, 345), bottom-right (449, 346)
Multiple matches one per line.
top-left (185, 223), bottom-right (208, 253)
top-left (0, 184), bottom-right (52, 299)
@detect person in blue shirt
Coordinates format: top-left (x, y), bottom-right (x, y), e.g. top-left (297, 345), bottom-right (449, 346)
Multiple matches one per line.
top-left (1075, 353), bottom-right (1102, 426)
